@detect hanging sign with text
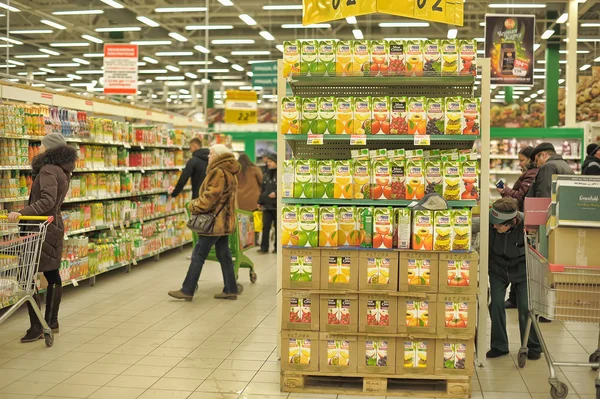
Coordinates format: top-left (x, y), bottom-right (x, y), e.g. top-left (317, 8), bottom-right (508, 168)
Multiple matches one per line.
top-left (224, 90), bottom-right (258, 124)
top-left (103, 44), bottom-right (139, 95)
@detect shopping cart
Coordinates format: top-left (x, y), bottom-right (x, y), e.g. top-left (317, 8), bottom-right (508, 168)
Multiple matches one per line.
top-left (519, 243), bottom-right (600, 399)
top-left (0, 215), bottom-right (55, 347)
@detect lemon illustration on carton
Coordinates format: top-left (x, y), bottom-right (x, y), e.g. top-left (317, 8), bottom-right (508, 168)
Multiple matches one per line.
top-left (283, 40), bottom-right (300, 78)
top-left (319, 206), bottom-right (338, 247)
top-left (280, 96), bottom-right (300, 135)
top-left (281, 205), bottom-right (300, 246)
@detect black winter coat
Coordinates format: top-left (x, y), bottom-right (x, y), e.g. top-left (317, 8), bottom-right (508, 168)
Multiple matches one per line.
top-left (582, 155), bottom-right (600, 175)
top-left (527, 155), bottom-right (574, 198)
top-left (488, 214), bottom-right (527, 284)
top-left (172, 149), bottom-right (209, 199)
top-left (258, 168), bottom-right (277, 210)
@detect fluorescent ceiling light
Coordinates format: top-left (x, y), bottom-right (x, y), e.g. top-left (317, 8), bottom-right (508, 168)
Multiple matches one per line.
top-left (534, 44), bottom-right (540, 51)
top-left (576, 38), bottom-right (600, 42)
top-left (0, 37), bottom-right (22, 45)
top-left (17, 72), bottom-right (46, 76)
top-left (155, 7), bottom-right (206, 12)
top-left (533, 68), bottom-right (545, 72)
top-left (14, 54), bottom-right (49, 59)
top-left (155, 76), bottom-right (185, 81)
top-left (179, 60), bottom-right (213, 65)
top-left (475, 37), bottom-right (484, 42)
top-left (488, 3), bottom-right (546, 7)
top-left (47, 63), bottom-right (80, 67)
top-left (50, 42), bottom-right (89, 47)
top-left (276, 44), bottom-right (284, 52)
top-left (212, 39), bottom-right (255, 44)
top-left (352, 29), bottom-right (363, 39)
top-left (52, 10), bottom-right (103, 15)
top-left (218, 0), bottom-right (234, 5)
top-left (166, 81), bottom-right (188, 86)
top-left (581, 22), bottom-right (600, 27)
top-left (70, 83), bottom-right (93, 87)
top-left (239, 14), bottom-right (257, 25)
top-left (40, 20), bottom-right (66, 30)
top-left (138, 69), bottom-right (168, 74)
top-left (96, 27), bottom-right (141, 32)
top-left (185, 72), bottom-right (198, 79)
top-left (166, 65), bottom-right (180, 72)
top-left (447, 29), bottom-right (458, 39)
top-left (346, 16), bottom-right (357, 24)
top-left (201, 78), bottom-right (210, 84)
top-left (137, 62), bottom-right (146, 66)
top-left (231, 50), bottom-right (270, 55)
top-left (131, 40), bottom-right (172, 45)
top-left (101, 0), bottom-right (124, 8)
top-left (76, 70), bottom-right (103, 74)
top-left (169, 32), bottom-right (188, 42)
top-left (580, 64), bottom-right (591, 71)
top-left (67, 74), bottom-right (82, 80)
top-left (263, 4), bottom-right (302, 9)
top-left (232, 64), bottom-right (244, 71)
top-left (215, 56), bottom-right (229, 63)
top-left (559, 49), bottom-right (589, 54)
top-left (246, 72), bottom-right (253, 77)
top-left (524, 98), bottom-right (531, 102)
top-left (213, 75), bottom-right (243, 79)
top-left (559, 79), bottom-right (565, 84)
top-left (557, 13), bottom-right (568, 23)
top-left (197, 68), bottom-right (230, 73)
top-left (46, 78), bottom-right (73, 82)
top-left (479, 22), bottom-right (486, 27)
top-left (379, 22), bottom-right (430, 27)
top-left (247, 59), bottom-right (275, 64)
top-left (541, 30), bottom-right (554, 39)
top-left (10, 29), bottom-right (53, 34)
top-left (259, 31), bottom-right (275, 41)
top-left (537, 89), bottom-right (545, 94)
top-left (82, 35), bottom-right (103, 44)
top-left (137, 16), bottom-right (160, 27)
top-left (7, 60), bottom-right (24, 66)
top-left (73, 58), bottom-right (90, 65)
top-left (194, 45), bottom-right (210, 54)
top-left (282, 23), bottom-right (331, 28)
top-left (156, 51), bottom-right (194, 56)
top-left (186, 25), bottom-right (233, 30)
top-left (531, 93), bottom-right (538, 98)
top-left (39, 67), bottom-right (55, 73)
top-left (534, 75), bottom-right (545, 79)
top-left (221, 81), bottom-right (246, 86)
top-left (143, 56), bottom-right (158, 64)
top-left (0, 2), bottom-right (19, 12)
top-left (83, 53), bottom-right (103, 57)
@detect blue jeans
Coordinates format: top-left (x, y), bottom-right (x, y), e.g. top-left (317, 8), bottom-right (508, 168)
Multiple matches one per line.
top-left (181, 235), bottom-right (237, 296)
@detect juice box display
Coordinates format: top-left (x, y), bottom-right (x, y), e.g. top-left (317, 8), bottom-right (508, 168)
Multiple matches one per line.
top-left (359, 294), bottom-right (398, 334)
top-left (405, 159), bottom-right (425, 200)
top-left (439, 252), bottom-right (479, 294)
top-left (319, 206), bottom-right (338, 247)
top-left (394, 208), bottom-right (411, 250)
top-left (433, 210), bottom-right (452, 251)
top-left (358, 336), bottom-right (396, 374)
top-left (388, 39), bottom-right (406, 76)
top-left (338, 206), bottom-right (359, 247)
top-left (407, 96), bottom-right (427, 135)
top-left (335, 97), bottom-right (353, 134)
top-left (316, 160), bottom-right (334, 199)
top-left (282, 248), bottom-right (320, 290)
top-left (301, 97), bottom-right (318, 135)
top-left (406, 40), bottom-right (424, 76)
top-left (441, 39), bottom-right (459, 75)
top-left (397, 340), bottom-right (435, 375)
top-left (412, 210), bottom-right (433, 251)
top-left (319, 333), bottom-right (358, 373)
top-left (423, 39), bottom-right (441, 74)
top-left (317, 97), bottom-right (336, 135)
top-left (298, 205), bottom-right (319, 248)
top-left (390, 96), bottom-right (408, 134)
top-left (281, 331), bottom-right (319, 372)
top-left (358, 206), bottom-right (374, 248)
top-left (400, 251), bottom-right (439, 293)
top-left (300, 39), bottom-right (317, 76)
top-left (426, 97), bottom-right (444, 135)
top-left (353, 97), bottom-right (372, 134)
top-left (435, 339), bottom-right (475, 375)
top-left (444, 97), bottom-right (463, 135)
top-left (282, 159), bottom-right (295, 198)
top-left (462, 97), bottom-right (481, 135)
top-left (282, 289), bottom-right (319, 331)
top-left (282, 40), bottom-right (300, 78)
top-left (333, 159), bottom-right (353, 199)
top-left (398, 293), bottom-right (437, 334)
top-left (359, 251), bottom-right (399, 291)
top-left (320, 249), bottom-right (359, 290)
top-left (370, 40), bottom-right (389, 76)
top-left (461, 160), bottom-right (479, 200)
top-left (281, 205), bottom-right (300, 246)
top-left (390, 152), bottom-right (406, 200)
top-left (425, 159), bottom-right (442, 196)
top-left (320, 293), bottom-right (359, 332)
top-left (373, 207), bottom-right (393, 249)
top-left (352, 159), bottom-right (371, 199)
top-left (317, 39), bottom-right (335, 77)
top-left (352, 40), bottom-right (370, 76)
top-left (437, 294), bottom-right (476, 337)
top-left (371, 160), bottom-right (391, 200)
top-left (280, 96), bottom-right (300, 134)
top-left (335, 40), bottom-right (352, 77)
top-left (451, 209), bottom-right (472, 251)
top-left (459, 39), bottom-right (477, 76)
top-left (371, 97), bottom-right (390, 135)
top-left (294, 159), bottom-right (316, 198)
top-left (443, 160), bottom-right (461, 200)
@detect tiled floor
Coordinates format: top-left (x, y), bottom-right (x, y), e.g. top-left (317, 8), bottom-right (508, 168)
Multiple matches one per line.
top-left (0, 246), bottom-right (598, 399)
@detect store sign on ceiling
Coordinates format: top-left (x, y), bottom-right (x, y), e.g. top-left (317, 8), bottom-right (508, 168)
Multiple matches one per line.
top-left (224, 90), bottom-right (258, 124)
top-left (251, 61), bottom-right (278, 88)
top-left (303, 0), bottom-right (464, 27)
top-left (103, 44), bottom-right (139, 95)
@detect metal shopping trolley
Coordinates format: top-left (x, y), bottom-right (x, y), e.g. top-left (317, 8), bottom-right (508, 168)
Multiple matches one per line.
top-left (0, 215), bottom-right (54, 347)
top-left (518, 243), bottom-right (600, 399)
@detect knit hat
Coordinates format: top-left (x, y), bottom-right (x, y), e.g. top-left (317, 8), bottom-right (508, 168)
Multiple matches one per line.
top-left (266, 153), bottom-right (277, 163)
top-left (587, 143), bottom-right (599, 157)
top-left (530, 142), bottom-right (555, 161)
top-left (41, 133), bottom-right (67, 150)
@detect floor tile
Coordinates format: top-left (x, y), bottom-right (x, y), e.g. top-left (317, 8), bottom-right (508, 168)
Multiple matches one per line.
top-left (164, 367), bottom-right (213, 380)
top-left (195, 379), bottom-right (248, 394)
top-left (42, 383), bottom-right (100, 398)
top-left (0, 381), bottom-right (57, 396)
top-left (122, 364), bottom-right (172, 377)
top-left (138, 389), bottom-right (192, 399)
top-left (152, 377), bottom-right (204, 391)
top-left (82, 362), bottom-right (131, 375)
top-left (19, 369), bottom-right (74, 383)
top-left (63, 372), bottom-right (118, 386)
top-left (208, 369), bottom-right (258, 382)
top-left (107, 375), bottom-right (161, 389)
top-left (88, 386), bottom-right (145, 399)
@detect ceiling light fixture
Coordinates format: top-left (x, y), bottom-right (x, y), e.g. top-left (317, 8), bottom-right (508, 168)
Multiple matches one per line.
top-left (541, 30), bottom-right (554, 39)
top-left (0, 2), bottom-right (19, 12)
top-left (231, 50), bottom-right (270, 55)
top-left (50, 42), bottom-right (89, 47)
top-left (196, 68), bottom-right (230, 73)
top-left (83, 53), bottom-right (103, 57)
top-left (82, 35), bottom-right (103, 44)
top-left (559, 49), bottom-right (589, 54)
top-left (17, 72), bottom-right (46, 76)
top-left (155, 76), bottom-right (185, 81)
top-left (47, 63), bottom-right (80, 67)
top-left (166, 65), bottom-right (180, 72)
top-left (247, 60), bottom-right (275, 64)
top-left (186, 25), bottom-right (233, 30)
top-left (73, 58), bottom-right (90, 65)
top-left (346, 16), bottom-right (357, 24)
top-left (218, 0), bottom-right (234, 5)
top-left (259, 31), bottom-right (275, 41)
top-left (39, 67), bottom-right (55, 73)
top-left (263, 4), bottom-right (302, 9)
top-left (46, 77), bottom-right (74, 82)
top-left (581, 22), bottom-right (600, 27)
top-left (179, 60), bottom-right (213, 65)
top-left (155, 7), bottom-right (206, 12)
top-left (40, 20), bottom-right (66, 30)
top-left (95, 27), bottom-right (141, 32)
top-left (185, 72), bottom-right (198, 79)
top-left (352, 29), bottom-right (364, 39)
top-left (169, 32), bottom-right (188, 42)
top-left (231, 64), bottom-right (244, 71)
top-left (194, 45), bottom-right (210, 54)
top-left (557, 13), bottom-right (568, 23)
top-left (40, 48), bottom-right (60, 56)
top-left (138, 69), bottom-right (168, 74)
top-left (67, 74), bottom-right (82, 80)
top-left (488, 3), bottom-right (546, 7)
top-left (213, 75), bottom-right (243, 79)
top-left (7, 60), bottom-right (24, 66)
top-left (215, 56), bottom-right (229, 63)
top-left (282, 23), bottom-right (331, 28)
top-left (534, 44), bottom-right (541, 51)
top-left (10, 29), bottom-right (53, 34)
top-left (156, 51), bottom-right (194, 56)
top-left (100, 0), bottom-right (124, 8)
top-left (0, 37), bottom-right (22, 45)
top-left (201, 78), bottom-right (210, 84)
top-left (276, 44), bottom-right (284, 52)
top-left (76, 70), bottom-right (103, 74)
top-left (447, 29), bottom-right (458, 39)
top-left (52, 10), bottom-right (104, 15)
top-left (379, 22), bottom-right (430, 27)
top-left (143, 56), bottom-right (158, 64)
top-left (137, 16), bottom-right (160, 27)
top-left (580, 64), bottom-right (591, 71)
top-left (131, 40), bottom-right (172, 45)
top-left (14, 54), bottom-right (49, 59)
top-left (212, 39), bottom-right (255, 44)
top-left (239, 14), bottom-right (257, 25)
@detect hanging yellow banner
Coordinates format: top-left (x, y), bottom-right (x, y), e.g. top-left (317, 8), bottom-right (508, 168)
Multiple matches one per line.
top-left (303, 0), bottom-right (463, 26)
top-left (224, 90), bottom-right (258, 124)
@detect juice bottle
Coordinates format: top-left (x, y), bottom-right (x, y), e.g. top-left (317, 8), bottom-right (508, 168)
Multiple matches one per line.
top-left (335, 97), bottom-right (353, 134)
top-left (318, 206), bottom-right (338, 247)
top-left (336, 40), bottom-right (352, 77)
top-left (352, 40), bottom-right (370, 76)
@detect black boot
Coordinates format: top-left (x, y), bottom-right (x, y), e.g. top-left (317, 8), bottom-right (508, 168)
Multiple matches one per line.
top-left (45, 283), bottom-right (62, 333)
top-left (21, 295), bottom-right (43, 343)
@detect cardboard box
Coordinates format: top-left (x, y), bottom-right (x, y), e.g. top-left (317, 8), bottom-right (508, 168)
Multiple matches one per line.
top-left (359, 251), bottom-right (399, 291)
top-left (524, 197), bottom-right (552, 227)
top-left (438, 252), bottom-right (479, 294)
top-left (358, 335), bottom-right (397, 374)
top-left (548, 226), bottom-right (600, 267)
top-left (434, 339), bottom-right (475, 376)
top-left (320, 249), bottom-right (359, 290)
top-left (396, 338), bottom-right (435, 375)
top-left (281, 330), bottom-right (319, 372)
top-left (399, 251), bottom-right (439, 293)
top-left (282, 290), bottom-right (320, 331)
top-left (552, 175), bottom-right (600, 202)
top-left (556, 184), bottom-right (600, 227)
top-left (359, 293), bottom-right (398, 334)
top-left (397, 293), bottom-right (437, 335)
top-left (320, 293), bottom-right (359, 333)
top-left (282, 248), bottom-right (321, 290)
top-left (319, 332), bottom-right (358, 373)
top-left (437, 294), bottom-right (477, 337)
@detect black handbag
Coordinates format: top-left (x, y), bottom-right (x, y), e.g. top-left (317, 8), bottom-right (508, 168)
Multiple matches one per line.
top-left (187, 201), bottom-right (227, 234)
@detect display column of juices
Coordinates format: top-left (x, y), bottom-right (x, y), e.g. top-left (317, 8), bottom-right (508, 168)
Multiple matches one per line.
top-left (0, 103), bottom-right (194, 289)
top-left (279, 38), bottom-right (481, 397)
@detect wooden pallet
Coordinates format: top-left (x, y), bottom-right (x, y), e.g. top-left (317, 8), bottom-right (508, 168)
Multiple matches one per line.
top-left (281, 372), bottom-right (471, 398)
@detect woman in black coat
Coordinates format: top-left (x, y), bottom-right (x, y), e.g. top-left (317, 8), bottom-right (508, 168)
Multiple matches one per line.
top-left (257, 153), bottom-right (277, 254)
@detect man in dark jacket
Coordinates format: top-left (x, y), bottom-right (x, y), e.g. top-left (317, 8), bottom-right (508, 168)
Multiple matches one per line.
top-left (583, 143), bottom-right (600, 175)
top-left (258, 153), bottom-right (277, 254)
top-left (170, 138), bottom-right (209, 199)
top-left (527, 142), bottom-right (574, 198)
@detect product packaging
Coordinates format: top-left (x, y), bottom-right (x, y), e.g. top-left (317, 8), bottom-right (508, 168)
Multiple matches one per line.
top-left (439, 252), bottom-right (479, 294)
top-left (298, 205), bottom-right (319, 247)
top-left (335, 97), bottom-right (353, 134)
top-left (405, 159), bottom-right (425, 200)
top-left (316, 160), bottom-right (334, 199)
top-left (373, 207), bottom-right (394, 249)
top-left (359, 294), bottom-right (398, 334)
top-left (407, 96), bottom-right (427, 135)
top-left (335, 40), bottom-right (353, 77)
top-left (280, 96), bottom-right (301, 134)
top-left (359, 336), bottom-right (396, 374)
top-left (371, 96), bottom-right (390, 134)
top-left (282, 248), bottom-right (321, 290)
top-left (281, 205), bottom-right (300, 246)
top-left (459, 39), bottom-right (477, 76)
top-left (333, 159), bottom-right (353, 199)
top-left (318, 206), bottom-right (339, 247)
top-left (319, 333), bottom-right (358, 373)
top-left (388, 39), bottom-right (406, 76)
top-left (462, 97), bottom-right (480, 135)
top-left (338, 206), bottom-right (359, 247)
top-left (397, 340), bottom-right (435, 375)
top-left (301, 97), bottom-right (318, 135)
top-left (359, 250), bottom-right (399, 291)
top-left (400, 251), bottom-right (439, 293)
top-left (397, 293), bottom-right (438, 334)
top-left (412, 210), bottom-right (434, 251)
top-left (282, 159), bottom-right (295, 198)
top-left (437, 294), bottom-right (477, 337)
top-left (451, 209), bottom-right (472, 251)
top-left (352, 40), bottom-right (370, 76)
top-left (370, 40), bottom-right (389, 76)
top-left (317, 39), bottom-right (336, 77)
top-left (282, 40), bottom-right (300, 78)
top-left (443, 160), bottom-right (461, 200)
top-left (444, 97), bottom-right (463, 135)
top-left (358, 206), bottom-right (374, 248)
top-left (394, 208), bottom-right (412, 250)
top-left (320, 293), bottom-right (359, 332)
top-left (282, 289), bottom-right (320, 331)
top-left (300, 40), bottom-right (317, 76)
top-left (294, 159), bottom-right (316, 198)
top-left (441, 39), bottom-right (459, 75)
top-left (406, 39), bottom-right (424, 76)
top-left (321, 249), bottom-right (359, 290)
top-left (281, 330), bottom-right (319, 372)
top-left (353, 97), bottom-right (372, 134)
top-left (423, 39), bottom-right (441, 74)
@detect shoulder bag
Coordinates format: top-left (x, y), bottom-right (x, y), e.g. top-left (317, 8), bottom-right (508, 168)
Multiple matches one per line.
top-left (187, 201), bottom-right (227, 234)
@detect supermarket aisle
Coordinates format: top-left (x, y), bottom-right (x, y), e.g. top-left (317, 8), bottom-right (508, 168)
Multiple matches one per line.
top-left (0, 247), bottom-right (598, 399)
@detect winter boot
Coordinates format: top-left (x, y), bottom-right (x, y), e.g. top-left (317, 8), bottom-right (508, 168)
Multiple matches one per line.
top-left (21, 294), bottom-right (43, 343)
top-left (45, 283), bottom-right (62, 333)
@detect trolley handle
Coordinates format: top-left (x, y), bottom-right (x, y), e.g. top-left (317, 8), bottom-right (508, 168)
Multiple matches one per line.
top-left (0, 215), bottom-right (54, 224)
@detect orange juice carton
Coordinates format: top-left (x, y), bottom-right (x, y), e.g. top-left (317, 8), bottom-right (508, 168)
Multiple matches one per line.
top-left (444, 97), bottom-right (463, 135)
top-left (280, 96), bottom-right (301, 134)
top-left (460, 160), bottom-right (479, 200)
top-left (412, 210), bottom-right (433, 251)
top-left (451, 209), bottom-right (471, 251)
top-left (373, 207), bottom-right (394, 249)
top-left (319, 206), bottom-right (339, 247)
top-left (294, 159), bottom-right (316, 198)
top-left (389, 149), bottom-right (406, 200)
top-left (281, 205), bottom-right (300, 246)
top-left (441, 39), bottom-right (459, 76)
top-left (459, 39), bottom-right (477, 76)
top-left (353, 97), bottom-right (372, 134)
top-left (282, 159), bottom-right (295, 198)
top-left (318, 97), bottom-right (336, 135)
top-left (283, 40), bottom-right (300, 78)
top-left (371, 159), bottom-right (391, 200)
top-left (423, 39), bottom-right (441, 75)
top-left (371, 97), bottom-right (390, 135)
top-left (301, 97), bottom-right (318, 135)
top-left (333, 159), bottom-right (353, 199)
top-left (425, 159), bottom-right (443, 196)
top-left (406, 40), bottom-right (424, 76)
top-left (299, 205), bottom-right (319, 248)
top-left (300, 40), bottom-right (317, 76)
top-left (370, 40), bottom-right (389, 76)
top-left (335, 97), bottom-right (353, 134)
top-left (317, 39), bottom-right (336, 77)
top-left (442, 160), bottom-right (461, 201)
top-left (433, 210), bottom-right (452, 251)
top-left (338, 206), bottom-right (359, 246)
top-left (352, 158), bottom-right (371, 199)
top-left (407, 97), bottom-right (427, 135)
top-left (426, 97), bottom-right (444, 135)
top-left (335, 40), bottom-right (353, 77)
top-left (358, 207), bottom-right (374, 248)
top-left (405, 159), bottom-right (425, 200)
top-left (352, 40), bottom-right (370, 76)
top-left (462, 98), bottom-right (480, 135)
top-left (316, 160), bottom-right (334, 199)
top-left (388, 39), bottom-right (406, 76)
top-left (394, 208), bottom-right (411, 250)
top-left (390, 96), bottom-right (409, 134)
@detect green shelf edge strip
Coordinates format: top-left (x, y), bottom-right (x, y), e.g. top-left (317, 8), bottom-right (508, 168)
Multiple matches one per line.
top-left (289, 75), bottom-right (476, 87)
top-left (490, 127), bottom-right (584, 140)
top-left (283, 134), bottom-right (479, 142)
top-left (281, 198), bottom-right (477, 208)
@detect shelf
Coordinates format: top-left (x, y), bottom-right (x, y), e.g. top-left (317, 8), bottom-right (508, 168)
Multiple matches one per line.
top-left (1, 187), bottom-right (190, 204)
top-left (0, 165), bottom-right (32, 171)
top-left (282, 198), bottom-right (477, 208)
top-left (0, 165), bottom-right (185, 173)
top-left (282, 245), bottom-right (474, 254)
top-left (284, 134), bottom-right (478, 142)
top-left (0, 134), bottom-right (184, 150)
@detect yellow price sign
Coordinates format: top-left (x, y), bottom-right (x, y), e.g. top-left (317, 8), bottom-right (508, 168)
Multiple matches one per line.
top-left (303, 0), bottom-right (377, 25)
top-left (224, 90), bottom-right (258, 125)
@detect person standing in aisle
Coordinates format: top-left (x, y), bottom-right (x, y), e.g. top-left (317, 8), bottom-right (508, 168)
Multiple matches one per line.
top-left (236, 154), bottom-right (263, 213)
top-left (7, 133), bottom-right (77, 342)
top-left (168, 144), bottom-right (240, 301)
top-left (487, 198), bottom-right (542, 360)
top-left (170, 137), bottom-right (209, 199)
top-left (582, 143), bottom-right (600, 175)
top-left (527, 142), bottom-right (574, 198)
top-left (257, 153), bottom-right (277, 254)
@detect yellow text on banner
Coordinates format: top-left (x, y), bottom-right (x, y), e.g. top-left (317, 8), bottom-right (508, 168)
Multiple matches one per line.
top-left (224, 90), bottom-right (258, 124)
top-left (303, 0), bottom-right (377, 25)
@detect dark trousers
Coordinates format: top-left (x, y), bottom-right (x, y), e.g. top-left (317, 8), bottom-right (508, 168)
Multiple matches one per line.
top-left (44, 269), bottom-right (61, 285)
top-left (508, 284), bottom-right (516, 304)
top-left (261, 209), bottom-right (277, 252)
top-left (181, 235), bottom-right (237, 296)
top-left (489, 273), bottom-right (542, 354)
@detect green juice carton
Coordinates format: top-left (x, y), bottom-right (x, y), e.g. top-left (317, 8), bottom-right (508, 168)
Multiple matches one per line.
top-left (281, 205), bottom-right (300, 246)
top-left (319, 206), bottom-right (339, 247)
top-left (316, 160), bottom-right (334, 199)
top-left (280, 96), bottom-right (301, 135)
top-left (283, 40), bottom-right (300, 78)
top-left (338, 206), bottom-right (359, 246)
top-left (371, 96), bottom-right (390, 135)
top-left (352, 159), bottom-right (371, 200)
top-left (444, 97), bottom-right (463, 135)
top-left (300, 40), bottom-right (317, 76)
top-left (299, 206), bottom-right (319, 248)
top-left (334, 159), bottom-right (353, 199)
top-left (318, 39), bottom-right (336, 77)
top-left (426, 97), bottom-right (444, 135)
top-left (423, 39), bottom-right (441, 75)
top-left (443, 161), bottom-right (461, 201)
top-left (441, 39), bottom-right (459, 76)
top-left (336, 40), bottom-right (352, 77)
top-left (425, 159), bottom-right (443, 196)
top-left (282, 159), bottom-right (295, 198)
top-left (370, 40), bottom-right (389, 76)
top-left (294, 159), bottom-right (316, 199)
top-left (318, 97), bottom-right (336, 135)
top-left (301, 97), bottom-right (319, 135)
top-left (358, 207), bottom-right (374, 248)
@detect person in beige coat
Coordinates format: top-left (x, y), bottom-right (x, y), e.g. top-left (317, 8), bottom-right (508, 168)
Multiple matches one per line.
top-left (236, 154), bottom-right (263, 213)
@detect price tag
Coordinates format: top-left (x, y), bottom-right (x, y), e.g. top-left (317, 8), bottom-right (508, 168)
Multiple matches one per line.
top-left (64, 233), bottom-right (69, 240)
top-left (307, 134), bottom-right (324, 145)
top-left (350, 135), bottom-right (367, 145)
top-left (132, 259), bottom-right (138, 265)
top-left (72, 279), bottom-right (79, 287)
top-left (140, 168), bottom-right (145, 174)
top-left (109, 223), bottom-right (115, 232)
top-left (414, 134), bottom-right (431, 146)
top-left (140, 145), bottom-right (145, 150)
top-left (124, 143), bottom-right (131, 149)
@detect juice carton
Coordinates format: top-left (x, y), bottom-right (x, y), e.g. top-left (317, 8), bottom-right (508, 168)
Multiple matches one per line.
top-left (390, 96), bottom-right (408, 135)
top-left (425, 159), bottom-right (442, 196)
top-left (426, 97), bottom-right (444, 135)
top-left (352, 40), bottom-right (370, 76)
top-left (451, 209), bottom-right (472, 251)
top-left (405, 159), bottom-right (425, 200)
top-left (406, 40), bottom-right (424, 76)
top-left (444, 97), bottom-right (463, 135)
top-left (388, 39), bottom-right (406, 76)
top-left (459, 39), bottom-right (477, 76)
top-left (424, 149), bottom-right (440, 159)
top-left (441, 39), bottom-right (459, 76)
top-left (334, 160), bottom-right (353, 199)
top-left (299, 206), bottom-right (319, 247)
top-left (352, 159), bottom-right (371, 199)
top-left (336, 40), bottom-right (352, 77)
top-left (433, 210), bottom-right (452, 251)
top-left (294, 159), bottom-right (316, 198)
top-left (319, 206), bottom-right (339, 247)
top-left (301, 97), bottom-right (319, 135)
top-left (442, 161), bottom-right (461, 200)
top-left (317, 39), bottom-right (336, 77)
top-left (460, 160), bottom-right (479, 200)
top-left (402, 341), bottom-right (430, 370)
top-left (423, 39), bottom-right (441, 75)
top-left (316, 160), bottom-right (334, 199)
top-left (406, 149), bottom-right (425, 161)
top-left (283, 40), bottom-right (300, 78)
top-left (351, 148), bottom-right (370, 160)
top-left (335, 97), bottom-right (353, 134)
top-left (300, 40), bottom-right (317, 76)
top-left (373, 207), bottom-right (394, 249)
top-left (412, 210), bottom-right (433, 251)
top-left (371, 97), bottom-right (390, 135)
top-left (389, 150), bottom-right (406, 200)
top-left (395, 208), bottom-right (411, 250)
top-left (353, 97), bottom-right (372, 134)
top-left (358, 207), bottom-right (374, 248)
top-left (280, 96), bottom-right (301, 134)
top-left (370, 40), bottom-right (389, 76)
top-left (371, 159), bottom-right (391, 200)
top-left (338, 206), bottom-right (359, 246)
top-left (282, 159), bottom-right (295, 198)
top-left (370, 148), bottom-right (387, 160)
top-left (462, 98), bottom-right (480, 135)
top-left (407, 97), bottom-right (427, 135)
top-left (281, 205), bottom-right (300, 246)
top-left (318, 97), bottom-right (336, 135)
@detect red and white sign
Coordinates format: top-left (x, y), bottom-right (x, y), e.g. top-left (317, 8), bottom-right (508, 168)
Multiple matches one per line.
top-left (103, 44), bottom-right (138, 95)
